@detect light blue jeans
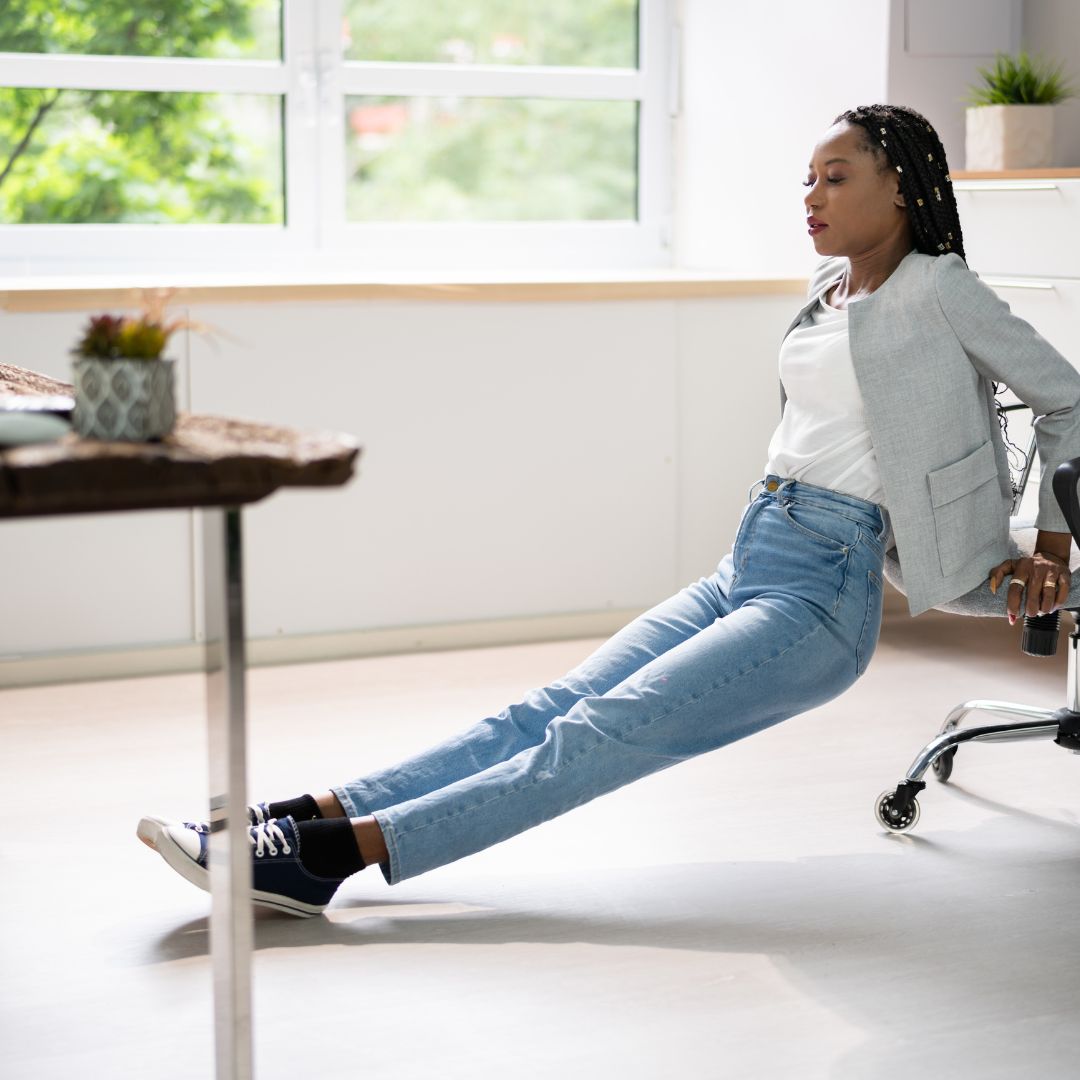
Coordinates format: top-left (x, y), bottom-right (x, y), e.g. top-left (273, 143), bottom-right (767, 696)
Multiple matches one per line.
top-left (332, 474), bottom-right (889, 886)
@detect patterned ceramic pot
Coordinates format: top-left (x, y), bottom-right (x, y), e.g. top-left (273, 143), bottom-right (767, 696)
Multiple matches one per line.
top-left (71, 355), bottom-right (177, 441)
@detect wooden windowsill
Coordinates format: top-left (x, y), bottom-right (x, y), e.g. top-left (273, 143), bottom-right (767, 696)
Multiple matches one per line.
top-left (951, 167), bottom-right (1080, 179)
top-left (0, 271), bottom-right (809, 312)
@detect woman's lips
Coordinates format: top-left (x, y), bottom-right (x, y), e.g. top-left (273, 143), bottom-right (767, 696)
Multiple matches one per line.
top-left (808, 222), bottom-right (828, 235)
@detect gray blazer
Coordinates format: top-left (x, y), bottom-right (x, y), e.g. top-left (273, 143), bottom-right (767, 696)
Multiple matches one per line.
top-left (779, 248), bottom-right (1080, 618)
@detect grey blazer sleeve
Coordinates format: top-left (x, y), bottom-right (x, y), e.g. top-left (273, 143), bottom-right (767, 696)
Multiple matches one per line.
top-left (934, 252), bottom-right (1080, 536)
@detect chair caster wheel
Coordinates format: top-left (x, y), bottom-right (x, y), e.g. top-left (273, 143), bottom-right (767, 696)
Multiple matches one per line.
top-left (875, 788), bottom-right (921, 832)
top-left (932, 746), bottom-right (956, 782)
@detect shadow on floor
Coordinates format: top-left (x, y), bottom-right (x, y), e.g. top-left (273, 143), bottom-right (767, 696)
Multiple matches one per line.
top-left (146, 803), bottom-right (1080, 1076)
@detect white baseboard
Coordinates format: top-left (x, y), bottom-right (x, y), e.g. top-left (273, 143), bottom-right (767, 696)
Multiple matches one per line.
top-left (0, 608), bottom-right (648, 690)
top-left (0, 583), bottom-right (924, 692)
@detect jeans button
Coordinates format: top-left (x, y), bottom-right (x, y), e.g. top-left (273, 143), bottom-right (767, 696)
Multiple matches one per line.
top-left (766, 480), bottom-right (779, 492)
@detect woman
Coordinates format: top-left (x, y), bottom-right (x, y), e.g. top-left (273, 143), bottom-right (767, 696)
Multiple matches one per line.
top-left (140, 103), bottom-right (1079, 917)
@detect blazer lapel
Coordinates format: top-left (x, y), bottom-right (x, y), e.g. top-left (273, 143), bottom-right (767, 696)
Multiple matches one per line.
top-left (781, 271), bottom-right (843, 340)
top-left (846, 247), bottom-right (920, 391)
top-left (779, 249), bottom-right (920, 416)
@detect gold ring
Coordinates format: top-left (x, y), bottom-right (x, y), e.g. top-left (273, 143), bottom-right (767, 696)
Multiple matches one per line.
top-left (1008, 578), bottom-right (1026, 588)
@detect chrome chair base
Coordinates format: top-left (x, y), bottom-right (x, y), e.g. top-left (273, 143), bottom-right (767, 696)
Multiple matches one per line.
top-left (876, 451), bottom-right (1080, 834)
top-left (875, 614), bottom-right (1080, 833)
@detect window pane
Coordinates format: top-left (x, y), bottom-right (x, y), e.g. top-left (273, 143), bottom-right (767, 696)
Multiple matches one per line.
top-left (343, 0), bottom-right (638, 68)
top-left (0, 89), bottom-right (283, 224)
top-left (0, 1), bottom-right (282, 60)
top-left (345, 96), bottom-right (637, 222)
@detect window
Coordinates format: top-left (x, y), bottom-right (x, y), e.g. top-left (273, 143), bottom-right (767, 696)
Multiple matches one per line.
top-left (0, 1), bottom-right (676, 275)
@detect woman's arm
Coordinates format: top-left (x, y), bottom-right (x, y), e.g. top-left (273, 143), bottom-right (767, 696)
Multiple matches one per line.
top-left (1036, 529), bottom-right (1072, 563)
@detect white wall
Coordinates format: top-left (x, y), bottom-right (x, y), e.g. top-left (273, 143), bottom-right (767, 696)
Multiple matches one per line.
top-left (1023, 0), bottom-right (1080, 165)
top-left (887, 0), bottom-right (1022, 170)
top-left (0, 291), bottom-right (797, 680)
top-left (675, 0), bottom-right (1030, 277)
top-left (675, 0), bottom-right (891, 277)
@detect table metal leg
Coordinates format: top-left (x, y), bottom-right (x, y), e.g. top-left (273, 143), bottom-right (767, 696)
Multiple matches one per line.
top-left (202, 505), bottom-right (254, 1079)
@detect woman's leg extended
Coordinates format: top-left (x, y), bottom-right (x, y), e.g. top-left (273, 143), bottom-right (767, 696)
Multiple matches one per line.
top-left (370, 581), bottom-right (864, 885)
top-left (330, 561), bottom-right (739, 821)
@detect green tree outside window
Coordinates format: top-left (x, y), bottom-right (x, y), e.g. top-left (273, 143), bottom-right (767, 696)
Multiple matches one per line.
top-left (0, 0), bottom-right (282, 225)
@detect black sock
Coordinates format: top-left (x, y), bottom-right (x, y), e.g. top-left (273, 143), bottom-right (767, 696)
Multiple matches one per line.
top-left (267, 793), bottom-right (322, 822)
top-left (293, 817), bottom-right (367, 879)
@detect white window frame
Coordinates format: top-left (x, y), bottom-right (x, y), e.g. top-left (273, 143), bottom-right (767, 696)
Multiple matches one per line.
top-left (0, 0), bottom-right (676, 276)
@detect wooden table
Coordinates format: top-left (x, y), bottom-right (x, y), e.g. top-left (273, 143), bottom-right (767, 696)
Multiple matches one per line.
top-left (0, 362), bottom-right (361, 1079)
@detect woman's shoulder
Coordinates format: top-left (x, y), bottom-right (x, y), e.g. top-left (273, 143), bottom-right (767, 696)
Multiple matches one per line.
top-left (804, 251), bottom-right (974, 306)
top-left (930, 251), bottom-right (995, 308)
top-left (880, 250), bottom-right (970, 302)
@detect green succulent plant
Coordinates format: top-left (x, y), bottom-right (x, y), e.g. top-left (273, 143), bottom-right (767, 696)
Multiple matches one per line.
top-left (74, 313), bottom-right (171, 360)
top-left (73, 289), bottom-right (205, 360)
top-left (963, 50), bottom-right (1078, 106)
top-left (75, 314), bottom-right (128, 358)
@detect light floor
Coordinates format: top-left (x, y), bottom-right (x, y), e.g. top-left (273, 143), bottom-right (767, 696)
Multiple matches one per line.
top-left (3, 591), bottom-right (1080, 1079)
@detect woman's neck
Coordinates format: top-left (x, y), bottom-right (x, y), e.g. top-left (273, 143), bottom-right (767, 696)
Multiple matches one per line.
top-left (832, 240), bottom-right (916, 306)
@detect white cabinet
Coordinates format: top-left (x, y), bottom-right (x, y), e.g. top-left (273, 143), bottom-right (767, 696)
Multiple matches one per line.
top-left (955, 178), bottom-right (1080, 280)
top-left (956, 174), bottom-right (1080, 521)
top-left (977, 276), bottom-right (1080, 373)
top-left (0, 311), bottom-right (195, 661)
top-left (957, 175), bottom-right (1080, 368)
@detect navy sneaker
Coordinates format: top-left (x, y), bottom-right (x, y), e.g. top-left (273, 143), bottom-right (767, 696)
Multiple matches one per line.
top-left (136, 802), bottom-right (275, 852)
top-left (153, 815), bottom-right (346, 917)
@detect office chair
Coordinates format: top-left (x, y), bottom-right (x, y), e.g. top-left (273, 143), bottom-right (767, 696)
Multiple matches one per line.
top-left (874, 411), bottom-right (1080, 832)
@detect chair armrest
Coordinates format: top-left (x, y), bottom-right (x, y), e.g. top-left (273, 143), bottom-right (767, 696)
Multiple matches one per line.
top-left (1051, 456), bottom-right (1080, 549)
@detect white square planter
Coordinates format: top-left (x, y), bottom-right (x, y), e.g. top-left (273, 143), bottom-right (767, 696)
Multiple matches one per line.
top-left (965, 104), bottom-right (1055, 170)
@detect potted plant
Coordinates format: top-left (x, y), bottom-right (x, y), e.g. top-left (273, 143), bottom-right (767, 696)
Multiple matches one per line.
top-left (963, 49), bottom-right (1078, 170)
top-left (70, 290), bottom-right (192, 441)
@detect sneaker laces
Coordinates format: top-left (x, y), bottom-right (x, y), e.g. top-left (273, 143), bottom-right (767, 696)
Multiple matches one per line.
top-left (187, 803), bottom-right (268, 834)
top-left (249, 819), bottom-right (291, 858)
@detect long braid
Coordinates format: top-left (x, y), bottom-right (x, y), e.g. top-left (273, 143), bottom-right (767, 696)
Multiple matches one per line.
top-left (832, 102), bottom-right (1028, 499)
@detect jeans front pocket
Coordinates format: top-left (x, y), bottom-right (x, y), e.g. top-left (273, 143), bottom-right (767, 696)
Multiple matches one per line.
top-left (858, 522), bottom-right (886, 558)
top-left (856, 568), bottom-right (884, 677)
top-left (779, 500), bottom-right (860, 552)
top-left (738, 502), bottom-right (853, 618)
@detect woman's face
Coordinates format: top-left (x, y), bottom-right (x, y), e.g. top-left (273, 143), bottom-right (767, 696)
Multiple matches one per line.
top-left (803, 121), bottom-right (911, 257)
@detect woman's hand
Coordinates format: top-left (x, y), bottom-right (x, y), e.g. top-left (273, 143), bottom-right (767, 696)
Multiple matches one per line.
top-left (988, 552), bottom-right (1072, 625)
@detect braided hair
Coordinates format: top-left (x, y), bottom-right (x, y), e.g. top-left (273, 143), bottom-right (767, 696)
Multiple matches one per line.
top-left (832, 103), bottom-right (1028, 496)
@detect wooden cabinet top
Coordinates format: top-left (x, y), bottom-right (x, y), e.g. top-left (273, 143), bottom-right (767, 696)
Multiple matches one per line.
top-left (951, 167), bottom-right (1080, 179)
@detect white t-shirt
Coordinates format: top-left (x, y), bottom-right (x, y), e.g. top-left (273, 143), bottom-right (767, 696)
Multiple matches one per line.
top-left (764, 290), bottom-right (895, 550)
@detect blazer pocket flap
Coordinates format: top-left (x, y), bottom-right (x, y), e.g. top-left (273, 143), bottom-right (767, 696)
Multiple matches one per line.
top-left (928, 439), bottom-right (999, 508)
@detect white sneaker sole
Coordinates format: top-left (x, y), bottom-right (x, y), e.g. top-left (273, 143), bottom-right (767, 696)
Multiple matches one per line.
top-left (136, 815), bottom-right (174, 851)
top-left (154, 826), bottom-right (328, 918)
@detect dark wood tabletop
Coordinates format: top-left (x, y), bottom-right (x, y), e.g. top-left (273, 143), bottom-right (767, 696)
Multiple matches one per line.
top-left (0, 363), bottom-right (361, 518)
